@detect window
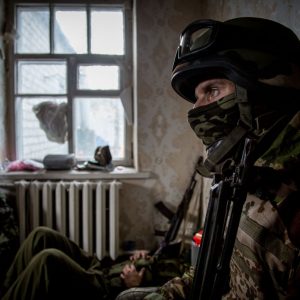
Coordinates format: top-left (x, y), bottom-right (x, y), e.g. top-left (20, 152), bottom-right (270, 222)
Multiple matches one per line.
top-left (7, 0), bottom-right (133, 165)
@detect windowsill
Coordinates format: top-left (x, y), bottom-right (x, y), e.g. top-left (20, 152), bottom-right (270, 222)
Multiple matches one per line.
top-left (0, 166), bottom-right (152, 182)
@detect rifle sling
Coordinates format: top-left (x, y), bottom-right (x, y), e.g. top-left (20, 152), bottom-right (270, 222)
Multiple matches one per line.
top-left (204, 125), bottom-right (249, 173)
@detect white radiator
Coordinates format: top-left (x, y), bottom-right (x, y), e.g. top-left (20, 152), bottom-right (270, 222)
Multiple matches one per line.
top-left (15, 180), bottom-right (122, 260)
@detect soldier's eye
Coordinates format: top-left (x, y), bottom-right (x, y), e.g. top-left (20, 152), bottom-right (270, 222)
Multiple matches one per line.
top-left (207, 87), bottom-right (219, 101)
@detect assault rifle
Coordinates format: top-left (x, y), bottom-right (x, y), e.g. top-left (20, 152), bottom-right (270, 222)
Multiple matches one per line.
top-left (191, 138), bottom-right (256, 300)
top-left (154, 156), bottom-right (203, 256)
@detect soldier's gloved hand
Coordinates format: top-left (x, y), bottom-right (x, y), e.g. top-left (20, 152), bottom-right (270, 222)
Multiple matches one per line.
top-left (121, 264), bottom-right (145, 288)
top-left (130, 250), bottom-right (150, 262)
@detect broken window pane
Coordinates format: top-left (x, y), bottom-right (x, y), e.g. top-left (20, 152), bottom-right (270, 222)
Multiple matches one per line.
top-left (54, 7), bottom-right (87, 54)
top-left (16, 97), bottom-right (68, 160)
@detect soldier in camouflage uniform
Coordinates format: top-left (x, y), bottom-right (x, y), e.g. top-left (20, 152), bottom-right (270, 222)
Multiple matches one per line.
top-left (1, 226), bottom-right (189, 300)
top-left (142, 17), bottom-right (300, 299)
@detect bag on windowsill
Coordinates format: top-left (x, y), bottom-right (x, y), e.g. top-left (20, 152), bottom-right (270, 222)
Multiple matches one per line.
top-left (43, 154), bottom-right (76, 170)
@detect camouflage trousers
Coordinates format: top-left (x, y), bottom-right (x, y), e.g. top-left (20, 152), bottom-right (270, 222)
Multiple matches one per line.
top-left (1, 226), bottom-right (111, 300)
top-left (1, 227), bottom-right (187, 300)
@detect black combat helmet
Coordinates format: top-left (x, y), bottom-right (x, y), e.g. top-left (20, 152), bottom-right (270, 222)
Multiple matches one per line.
top-left (171, 17), bottom-right (300, 173)
top-left (171, 17), bottom-right (300, 103)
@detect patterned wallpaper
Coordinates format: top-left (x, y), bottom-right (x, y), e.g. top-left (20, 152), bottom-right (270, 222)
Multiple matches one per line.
top-left (118, 0), bottom-right (204, 251)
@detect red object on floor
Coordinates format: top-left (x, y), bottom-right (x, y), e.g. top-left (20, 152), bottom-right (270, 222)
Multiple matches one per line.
top-left (193, 229), bottom-right (203, 246)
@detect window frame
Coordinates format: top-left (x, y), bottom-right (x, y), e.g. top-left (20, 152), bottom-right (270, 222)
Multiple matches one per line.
top-left (5, 0), bottom-right (134, 166)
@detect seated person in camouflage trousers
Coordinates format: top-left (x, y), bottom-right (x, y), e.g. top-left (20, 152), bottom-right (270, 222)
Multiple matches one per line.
top-left (142, 17), bottom-right (300, 299)
top-left (1, 226), bottom-right (189, 300)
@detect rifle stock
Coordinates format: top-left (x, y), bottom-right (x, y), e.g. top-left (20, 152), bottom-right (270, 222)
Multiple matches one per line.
top-left (191, 138), bottom-right (256, 300)
top-left (154, 156), bottom-right (203, 256)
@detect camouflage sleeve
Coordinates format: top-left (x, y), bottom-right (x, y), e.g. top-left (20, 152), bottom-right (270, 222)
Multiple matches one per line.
top-left (143, 267), bottom-right (194, 300)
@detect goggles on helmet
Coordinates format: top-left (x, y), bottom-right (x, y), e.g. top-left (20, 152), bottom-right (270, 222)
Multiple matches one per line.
top-left (172, 19), bottom-right (298, 72)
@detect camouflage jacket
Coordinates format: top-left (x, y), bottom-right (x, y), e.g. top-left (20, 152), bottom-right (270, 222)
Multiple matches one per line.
top-left (144, 111), bottom-right (300, 300)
